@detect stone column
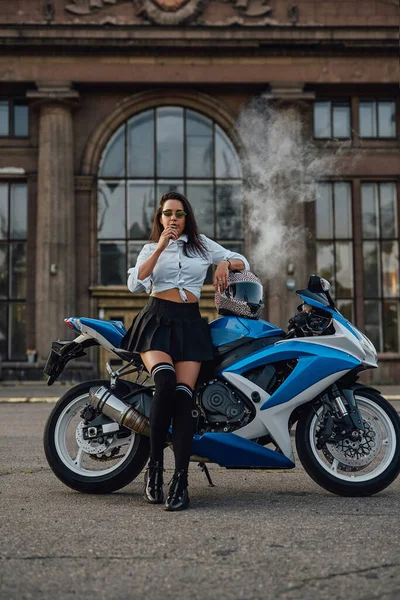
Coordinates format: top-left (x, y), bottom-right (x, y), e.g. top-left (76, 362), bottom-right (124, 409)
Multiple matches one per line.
top-left (27, 83), bottom-right (79, 360)
top-left (260, 83), bottom-right (315, 330)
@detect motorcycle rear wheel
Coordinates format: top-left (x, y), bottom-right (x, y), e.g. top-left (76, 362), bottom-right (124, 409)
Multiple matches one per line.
top-left (296, 388), bottom-right (400, 496)
top-left (44, 380), bottom-right (150, 494)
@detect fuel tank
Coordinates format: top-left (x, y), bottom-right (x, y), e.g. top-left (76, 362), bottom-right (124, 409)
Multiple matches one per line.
top-left (209, 316), bottom-right (285, 347)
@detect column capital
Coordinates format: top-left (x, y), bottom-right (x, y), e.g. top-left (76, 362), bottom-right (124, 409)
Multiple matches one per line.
top-left (27, 81), bottom-right (80, 109)
top-left (262, 82), bottom-right (316, 104)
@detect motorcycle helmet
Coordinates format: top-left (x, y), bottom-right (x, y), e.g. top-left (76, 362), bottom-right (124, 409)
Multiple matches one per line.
top-left (215, 270), bottom-right (264, 319)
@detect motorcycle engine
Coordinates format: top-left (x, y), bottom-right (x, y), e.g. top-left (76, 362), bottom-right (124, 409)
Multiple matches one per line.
top-left (198, 380), bottom-right (250, 433)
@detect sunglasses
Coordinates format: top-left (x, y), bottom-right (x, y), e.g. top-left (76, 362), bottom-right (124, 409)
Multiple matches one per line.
top-left (162, 210), bottom-right (186, 218)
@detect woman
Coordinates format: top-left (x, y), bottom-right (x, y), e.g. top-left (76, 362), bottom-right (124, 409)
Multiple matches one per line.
top-left (123, 191), bottom-right (249, 511)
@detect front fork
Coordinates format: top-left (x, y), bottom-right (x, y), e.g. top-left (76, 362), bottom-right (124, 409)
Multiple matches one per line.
top-left (317, 384), bottom-right (365, 448)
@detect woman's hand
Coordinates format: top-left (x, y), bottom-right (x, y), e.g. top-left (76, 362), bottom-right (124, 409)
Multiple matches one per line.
top-left (213, 261), bottom-right (229, 292)
top-left (157, 224), bottom-right (179, 251)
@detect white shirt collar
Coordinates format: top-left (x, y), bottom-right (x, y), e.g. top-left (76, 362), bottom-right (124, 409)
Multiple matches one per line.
top-left (168, 233), bottom-right (188, 245)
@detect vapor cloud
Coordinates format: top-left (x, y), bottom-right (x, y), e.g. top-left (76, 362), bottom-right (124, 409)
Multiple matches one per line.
top-left (236, 99), bottom-right (349, 281)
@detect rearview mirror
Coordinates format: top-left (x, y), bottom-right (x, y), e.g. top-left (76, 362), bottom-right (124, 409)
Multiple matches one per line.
top-left (308, 274), bottom-right (331, 293)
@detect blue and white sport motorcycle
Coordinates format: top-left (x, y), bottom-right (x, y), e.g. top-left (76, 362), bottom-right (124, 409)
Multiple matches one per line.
top-left (44, 275), bottom-right (400, 497)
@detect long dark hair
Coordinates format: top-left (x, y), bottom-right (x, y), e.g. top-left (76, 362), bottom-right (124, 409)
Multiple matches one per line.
top-left (150, 191), bottom-right (208, 258)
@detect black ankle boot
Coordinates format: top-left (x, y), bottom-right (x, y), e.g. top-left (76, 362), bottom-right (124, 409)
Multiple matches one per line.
top-left (165, 470), bottom-right (190, 511)
top-left (144, 460), bottom-right (164, 504)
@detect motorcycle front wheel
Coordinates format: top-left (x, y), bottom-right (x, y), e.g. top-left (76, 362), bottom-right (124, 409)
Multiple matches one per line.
top-left (44, 380), bottom-right (150, 494)
top-left (296, 388), bottom-right (400, 496)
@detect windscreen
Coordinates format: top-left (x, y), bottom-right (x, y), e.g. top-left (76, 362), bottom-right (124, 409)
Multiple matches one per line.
top-left (226, 282), bottom-right (264, 304)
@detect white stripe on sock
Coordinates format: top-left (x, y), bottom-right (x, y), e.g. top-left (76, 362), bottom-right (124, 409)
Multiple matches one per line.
top-left (176, 385), bottom-right (193, 398)
top-left (151, 364), bottom-right (175, 377)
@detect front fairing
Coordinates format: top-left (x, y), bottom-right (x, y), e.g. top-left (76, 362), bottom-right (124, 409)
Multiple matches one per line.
top-left (296, 292), bottom-right (378, 368)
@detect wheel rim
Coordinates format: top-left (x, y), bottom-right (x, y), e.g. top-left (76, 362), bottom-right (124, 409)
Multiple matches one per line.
top-left (309, 395), bottom-right (397, 482)
top-left (54, 393), bottom-right (136, 478)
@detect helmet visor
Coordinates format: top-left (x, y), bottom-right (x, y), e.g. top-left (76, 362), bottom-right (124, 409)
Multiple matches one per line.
top-left (225, 281), bottom-right (264, 305)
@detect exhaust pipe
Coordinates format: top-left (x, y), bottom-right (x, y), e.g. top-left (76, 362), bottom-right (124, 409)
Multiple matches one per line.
top-left (89, 386), bottom-right (150, 437)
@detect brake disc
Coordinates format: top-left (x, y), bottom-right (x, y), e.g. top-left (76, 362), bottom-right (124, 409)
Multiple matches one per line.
top-left (325, 419), bottom-right (382, 468)
top-left (75, 421), bottom-right (109, 454)
top-left (88, 447), bottom-right (122, 462)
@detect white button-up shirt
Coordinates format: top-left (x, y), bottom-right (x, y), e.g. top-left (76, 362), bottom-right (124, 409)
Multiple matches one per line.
top-left (127, 234), bottom-right (250, 302)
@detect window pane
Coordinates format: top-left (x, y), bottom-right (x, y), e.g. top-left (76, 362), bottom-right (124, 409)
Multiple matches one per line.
top-left (332, 102), bottom-right (350, 138)
top-left (378, 101), bottom-right (396, 138)
top-left (382, 241), bottom-right (399, 298)
top-left (313, 102), bottom-right (331, 138)
top-left (216, 181), bottom-right (243, 239)
top-left (156, 180), bottom-right (184, 200)
top-left (363, 241), bottom-right (381, 298)
top-left (186, 182), bottom-right (214, 237)
top-left (316, 242), bottom-right (334, 293)
top-left (364, 300), bottom-right (382, 352)
top-left (215, 126), bottom-right (241, 178)
top-left (128, 110), bottom-right (154, 177)
top-left (335, 242), bottom-right (353, 298)
top-left (10, 183), bottom-right (27, 239)
top-left (9, 302), bottom-right (26, 360)
top-left (13, 104), bottom-right (29, 137)
top-left (99, 242), bottom-right (126, 285)
top-left (0, 302), bottom-right (6, 359)
top-left (0, 101), bottom-right (9, 136)
top-left (316, 184), bottom-right (333, 239)
top-left (359, 101), bottom-right (377, 138)
top-left (157, 107), bottom-right (184, 178)
top-left (186, 110), bottom-right (213, 178)
top-left (383, 301), bottom-right (399, 353)
top-left (0, 246), bottom-right (7, 299)
top-left (337, 300), bottom-right (354, 323)
top-left (0, 183), bottom-right (8, 239)
top-left (128, 241), bottom-right (147, 273)
top-left (10, 243), bottom-right (26, 299)
top-left (380, 182), bottom-right (397, 239)
top-left (361, 183), bottom-right (379, 239)
top-left (334, 182), bottom-right (352, 238)
top-left (99, 126), bottom-right (125, 177)
top-left (128, 181), bottom-right (154, 240)
top-left (97, 181), bottom-right (125, 239)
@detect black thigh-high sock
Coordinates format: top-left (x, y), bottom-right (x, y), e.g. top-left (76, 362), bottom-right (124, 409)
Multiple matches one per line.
top-left (149, 363), bottom-right (176, 464)
top-left (172, 383), bottom-right (194, 474)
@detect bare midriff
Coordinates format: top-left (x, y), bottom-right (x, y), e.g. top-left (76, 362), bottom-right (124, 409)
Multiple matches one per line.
top-left (152, 288), bottom-right (198, 303)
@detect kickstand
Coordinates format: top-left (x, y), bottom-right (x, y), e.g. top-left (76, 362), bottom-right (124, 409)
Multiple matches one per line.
top-left (198, 462), bottom-right (215, 487)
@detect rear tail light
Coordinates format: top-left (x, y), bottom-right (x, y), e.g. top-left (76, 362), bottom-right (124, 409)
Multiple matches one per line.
top-left (64, 318), bottom-right (81, 332)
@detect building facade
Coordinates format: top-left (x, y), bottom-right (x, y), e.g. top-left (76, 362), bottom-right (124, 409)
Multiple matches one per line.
top-left (0, 0), bottom-right (399, 382)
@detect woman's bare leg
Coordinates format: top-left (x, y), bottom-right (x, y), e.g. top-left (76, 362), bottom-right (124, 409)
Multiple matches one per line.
top-left (174, 361), bottom-right (201, 389)
top-left (140, 350), bottom-right (174, 373)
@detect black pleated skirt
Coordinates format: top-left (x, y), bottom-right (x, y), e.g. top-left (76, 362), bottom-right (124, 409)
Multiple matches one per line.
top-left (120, 296), bottom-right (214, 362)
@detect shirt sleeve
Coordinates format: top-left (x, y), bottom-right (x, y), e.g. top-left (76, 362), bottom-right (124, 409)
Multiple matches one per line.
top-left (127, 244), bottom-right (153, 294)
top-left (201, 235), bottom-right (250, 270)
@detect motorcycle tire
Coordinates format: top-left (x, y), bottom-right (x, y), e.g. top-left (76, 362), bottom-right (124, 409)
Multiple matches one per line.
top-left (44, 380), bottom-right (150, 494)
top-left (295, 388), bottom-right (400, 497)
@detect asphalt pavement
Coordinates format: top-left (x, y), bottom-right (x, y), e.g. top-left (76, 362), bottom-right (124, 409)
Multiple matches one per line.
top-left (1, 402), bottom-right (400, 600)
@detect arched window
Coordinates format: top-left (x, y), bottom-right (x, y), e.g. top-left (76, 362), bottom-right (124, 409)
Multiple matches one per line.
top-left (97, 106), bottom-right (243, 285)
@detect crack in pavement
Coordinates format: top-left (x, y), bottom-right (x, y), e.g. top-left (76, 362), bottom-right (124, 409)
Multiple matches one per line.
top-left (0, 555), bottom-right (207, 563)
top-left (0, 468), bottom-right (47, 477)
top-left (281, 562), bottom-right (400, 595)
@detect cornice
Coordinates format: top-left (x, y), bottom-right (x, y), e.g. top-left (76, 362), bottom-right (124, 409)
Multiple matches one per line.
top-left (0, 24), bottom-right (398, 52)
